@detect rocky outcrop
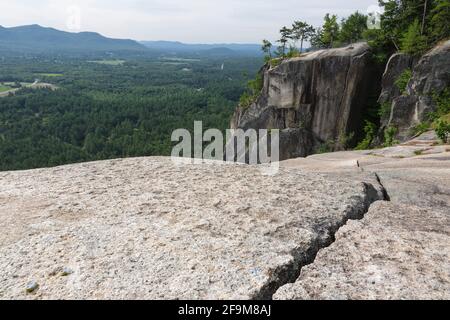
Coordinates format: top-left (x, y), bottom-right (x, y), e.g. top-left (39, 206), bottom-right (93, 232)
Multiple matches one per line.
top-left (276, 136), bottom-right (450, 300)
top-left (0, 157), bottom-right (385, 300)
top-left (231, 43), bottom-right (380, 160)
top-left (0, 138), bottom-right (449, 299)
top-left (381, 40), bottom-right (450, 141)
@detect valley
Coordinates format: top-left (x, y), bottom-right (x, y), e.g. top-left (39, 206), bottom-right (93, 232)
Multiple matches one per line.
top-left (0, 54), bottom-right (262, 171)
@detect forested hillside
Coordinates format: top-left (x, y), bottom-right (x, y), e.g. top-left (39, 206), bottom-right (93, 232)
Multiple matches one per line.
top-left (0, 25), bottom-right (146, 53)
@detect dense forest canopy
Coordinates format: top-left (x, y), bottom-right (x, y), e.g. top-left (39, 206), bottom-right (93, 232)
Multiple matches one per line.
top-left (0, 54), bottom-right (261, 170)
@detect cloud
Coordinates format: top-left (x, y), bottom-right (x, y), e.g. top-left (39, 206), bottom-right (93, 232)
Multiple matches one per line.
top-left (0, 0), bottom-right (379, 43)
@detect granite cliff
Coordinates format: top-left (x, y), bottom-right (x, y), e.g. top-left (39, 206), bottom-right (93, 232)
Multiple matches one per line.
top-left (231, 41), bottom-right (450, 158)
top-left (380, 40), bottom-right (450, 141)
top-left (231, 43), bottom-right (381, 160)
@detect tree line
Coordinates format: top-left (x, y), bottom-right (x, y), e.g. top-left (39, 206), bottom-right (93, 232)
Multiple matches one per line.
top-left (261, 0), bottom-right (449, 60)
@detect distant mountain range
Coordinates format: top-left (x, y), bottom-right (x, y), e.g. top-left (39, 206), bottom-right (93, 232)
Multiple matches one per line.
top-left (0, 24), bottom-right (146, 53)
top-left (0, 24), bottom-right (262, 57)
top-left (140, 41), bottom-right (263, 56)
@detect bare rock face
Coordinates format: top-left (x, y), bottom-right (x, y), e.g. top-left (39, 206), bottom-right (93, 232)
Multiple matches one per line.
top-left (378, 53), bottom-right (415, 107)
top-left (276, 142), bottom-right (450, 300)
top-left (0, 157), bottom-right (385, 300)
top-left (231, 43), bottom-right (379, 160)
top-left (382, 40), bottom-right (450, 141)
top-left (274, 202), bottom-right (450, 300)
top-left (378, 52), bottom-right (416, 137)
top-left (1, 142), bottom-right (449, 300)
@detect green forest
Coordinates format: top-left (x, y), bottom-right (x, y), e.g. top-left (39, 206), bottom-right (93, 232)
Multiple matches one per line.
top-left (0, 56), bottom-right (261, 170)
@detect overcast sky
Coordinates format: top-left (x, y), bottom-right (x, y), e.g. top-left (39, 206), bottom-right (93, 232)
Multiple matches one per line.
top-left (0, 0), bottom-right (380, 43)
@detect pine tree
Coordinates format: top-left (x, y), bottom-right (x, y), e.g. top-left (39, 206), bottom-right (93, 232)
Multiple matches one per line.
top-left (277, 27), bottom-right (293, 57)
top-left (261, 39), bottom-right (273, 58)
top-left (310, 28), bottom-right (325, 49)
top-left (430, 0), bottom-right (450, 41)
top-left (321, 14), bottom-right (340, 48)
top-left (291, 21), bottom-right (315, 52)
top-left (378, 0), bottom-right (433, 52)
top-left (339, 11), bottom-right (368, 44)
top-left (401, 19), bottom-right (428, 55)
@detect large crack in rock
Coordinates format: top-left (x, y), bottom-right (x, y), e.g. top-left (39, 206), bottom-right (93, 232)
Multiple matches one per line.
top-left (253, 181), bottom-right (387, 300)
top-left (273, 201), bottom-right (450, 300)
top-left (274, 146), bottom-right (449, 300)
top-left (373, 173), bottom-right (391, 202)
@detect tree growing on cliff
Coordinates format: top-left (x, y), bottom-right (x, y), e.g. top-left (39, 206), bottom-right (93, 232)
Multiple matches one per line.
top-left (321, 14), bottom-right (340, 48)
top-left (261, 39), bottom-right (273, 59)
top-left (430, 0), bottom-right (450, 41)
top-left (339, 12), bottom-right (368, 44)
top-left (277, 27), bottom-right (293, 57)
top-left (401, 19), bottom-right (428, 55)
top-left (291, 21), bottom-right (315, 52)
top-left (377, 0), bottom-right (435, 52)
top-left (310, 28), bottom-right (326, 49)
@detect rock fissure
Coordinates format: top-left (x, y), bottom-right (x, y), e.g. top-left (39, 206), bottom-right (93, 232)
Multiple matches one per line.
top-left (373, 172), bottom-right (391, 202)
top-left (252, 178), bottom-right (389, 300)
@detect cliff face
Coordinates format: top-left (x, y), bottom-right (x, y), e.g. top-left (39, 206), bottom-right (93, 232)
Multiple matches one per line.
top-left (231, 43), bottom-right (379, 160)
top-left (378, 53), bottom-right (416, 107)
top-left (380, 40), bottom-right (450, 141)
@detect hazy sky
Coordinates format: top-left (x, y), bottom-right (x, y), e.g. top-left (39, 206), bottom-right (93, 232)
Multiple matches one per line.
top-left (0, 0), bottom-right (380, 43)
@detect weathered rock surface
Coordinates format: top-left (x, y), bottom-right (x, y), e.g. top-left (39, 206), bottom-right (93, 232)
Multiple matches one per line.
top-left (231, 43), bottom-right (379, 159)
top-left (0, 157), bottom-right (384, 300)
top-left (382, 40), bottom-right (450, 141)
top-left (282, 132), bottom-right (450, 209)
top-left (0, 137), bottom-right (448, 300)
top-left (276, 137), bottom-right (450, 300)
top-left (378, 53), bottom-right (415, 107)
top-left (274, 201), bottom-right (450, 300)
top-left (378, 52), bottom-right (415, 136)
